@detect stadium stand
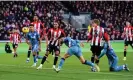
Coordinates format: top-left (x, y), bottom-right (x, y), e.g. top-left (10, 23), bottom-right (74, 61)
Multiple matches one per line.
top-left (0, 1), bottom-right (133, 40)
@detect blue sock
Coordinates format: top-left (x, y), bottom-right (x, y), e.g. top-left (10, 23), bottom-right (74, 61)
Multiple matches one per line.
top-left (33, 55), bottom-right (36, 63)
top-left (37, 55), bottom-right (43, 59)
top-left (84, 60), bottom-right (95, 67)
top-left (58, 58), bottom-right (65, 69)
top-left (113, 65), bottom-right (124, 71)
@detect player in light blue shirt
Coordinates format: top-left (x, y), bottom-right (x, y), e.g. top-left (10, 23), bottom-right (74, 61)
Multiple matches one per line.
top-left (55, 37), bottom-right (100, 73)
top-left (26, 24), bottom-right (42, 67)
top-left (96, 42), bottom-right (129, 72)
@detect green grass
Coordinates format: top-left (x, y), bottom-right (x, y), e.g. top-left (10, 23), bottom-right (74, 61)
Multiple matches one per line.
top-left (0, 42), bottom-right (133, 80)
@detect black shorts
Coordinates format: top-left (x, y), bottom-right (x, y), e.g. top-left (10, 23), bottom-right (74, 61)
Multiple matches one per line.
top-left (12, 43), bottom-right (18, 49)
top-left (46, 44), bottom-right (60, 53)
top-left (90, 46), bottom-right (102, 56)
top-left (124, 40), bottom-right (133, 46)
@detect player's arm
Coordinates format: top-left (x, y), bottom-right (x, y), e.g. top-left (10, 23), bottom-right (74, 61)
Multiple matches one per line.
top-left (87, 28), bottom-right (92, 42)
top-left (25, 33), bottom-right (31, 46)
top-left (122, 27), bottom-right (126, 38)
top-left (46, 29), bottom-right (51, 41)
top-left (40, 28), bottom-right (48, 47)
top-left (103, 32), bottom-right (111, 48)
top-left (10, 34), bottom-right (13, 44)
top-left (97, 49), bottom-right (107, 59)
top-left (44, 35), bottom-right (48, 47)
top-left (19, 34), bottom-right (21, 43)
top-left (37, 33), bottom-right (41, 51)
top-left (76, 40), bottom-right (84, 47)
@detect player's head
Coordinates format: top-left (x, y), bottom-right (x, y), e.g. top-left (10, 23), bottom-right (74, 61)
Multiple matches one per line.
top-left (29, 24), bottom-right (34, 32)
top-left (13, 28), bottom-right (18, 33)
top-left (92, 19), bottom-right (100, 27)
top-left (126, 21), bottom-right (130, 27)
top-left (33, 16), bottom-right (38, 21)
top-left (53, 22), bottom-right (59, 29)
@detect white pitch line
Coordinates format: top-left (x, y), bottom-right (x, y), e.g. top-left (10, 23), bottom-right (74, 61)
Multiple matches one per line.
top-left (0, 64), bottom-right (52, 70)
top-left (88, 72), bottom-right (133, 77)
top-left (0, 64), bottom-right (133, 77)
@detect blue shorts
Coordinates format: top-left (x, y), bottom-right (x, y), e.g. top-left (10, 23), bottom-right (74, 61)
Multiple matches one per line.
top-left (32, 44), bottom-right (39, 52)
top-left (67, 46), bottom-right (82, 58)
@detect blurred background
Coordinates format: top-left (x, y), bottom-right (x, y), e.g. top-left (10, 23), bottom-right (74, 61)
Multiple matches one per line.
top-left (0, 1), bottom-right (133, 40)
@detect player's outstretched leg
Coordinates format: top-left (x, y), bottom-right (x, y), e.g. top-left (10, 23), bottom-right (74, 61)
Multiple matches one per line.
top-left (53, 51), bottom-right (60, 69)
top-left (79, 55), bottom-right (100, 72)
top-left (111, 64), bottom-right (129, 72)
top-left (55, 53), bottom-right (70, 73)
top-left (37, 52), bottom-right (49, 69)
top-left (31, 54), bottom-right (37, 67)
top-left (26, 47), bottom-right (31, 62)
top-left (110, 58), bottom-right (129, 72)
top-left (36, 52), bottom-right (40, 62)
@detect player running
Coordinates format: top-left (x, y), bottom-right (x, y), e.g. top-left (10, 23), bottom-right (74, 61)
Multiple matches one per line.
top-left (37, 21), bottom-right (66, 69)
top-left (87, 19), bottom-right (110, 68)
top-left (26, 24), bottom-right (42, 67)
top-left (10, 28), bottom-right (21, 57)
top-left (26, 16), bottom-right (48, 62)
top-left (122, 22), bottom-right (133, 61)
top-left (95, 42), bottom-right (129, 72)
top-left (54, 37), bottom-right (100, 73)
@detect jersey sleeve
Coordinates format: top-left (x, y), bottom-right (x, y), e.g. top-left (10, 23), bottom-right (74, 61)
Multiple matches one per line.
top-left (103, 32), bottom-right (110, 41)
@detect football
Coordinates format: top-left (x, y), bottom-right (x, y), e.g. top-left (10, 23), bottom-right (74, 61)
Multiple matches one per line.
top-left (22, 27), bottom-right (29, 33)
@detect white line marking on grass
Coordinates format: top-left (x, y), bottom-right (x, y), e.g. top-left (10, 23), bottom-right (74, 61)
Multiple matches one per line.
top-left (0, 64), bottom-right (133, 78)
top-left (0, 64), bottom-right (52, 70)
top-left (88, 72), bottom-right (133, 77)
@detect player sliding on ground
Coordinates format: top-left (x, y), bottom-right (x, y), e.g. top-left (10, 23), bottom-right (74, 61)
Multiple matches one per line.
top-left (54, 37), bottom-right (100, 73)
top-left (26, 24), bottom-right (43, 67)
top-left (95, 42), bottom-right (129, 72)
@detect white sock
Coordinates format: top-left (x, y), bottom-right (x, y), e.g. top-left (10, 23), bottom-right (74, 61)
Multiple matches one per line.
top-left (123, 65), bottom-right (125, 69)
top-left (27, 58), bottom-right (30, 60)
top-left (40, 64), bottom-right (43, 67)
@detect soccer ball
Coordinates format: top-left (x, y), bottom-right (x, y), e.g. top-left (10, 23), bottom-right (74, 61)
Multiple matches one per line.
top-left (22, 27), bottom-right (29, 33)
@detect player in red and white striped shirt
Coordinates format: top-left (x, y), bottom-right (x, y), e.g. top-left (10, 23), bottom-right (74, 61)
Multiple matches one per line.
top-left (10, 29), bottom-right (21, 57)
top-left (26, 16), bottom-right (48, 62)
top-left (87, 19), bottom-right (110, 66)
top-left (37, 21), bottom-right (66, 70)
top-left (122, 22), bottom-right (133, 61)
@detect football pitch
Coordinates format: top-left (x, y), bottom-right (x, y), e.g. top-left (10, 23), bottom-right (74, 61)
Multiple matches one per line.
top-left (0, 42), bottom-right (133, 80)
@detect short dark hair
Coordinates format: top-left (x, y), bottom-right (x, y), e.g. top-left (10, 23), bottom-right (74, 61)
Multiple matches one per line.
top-left (29, 24), bottom-right (34, 27)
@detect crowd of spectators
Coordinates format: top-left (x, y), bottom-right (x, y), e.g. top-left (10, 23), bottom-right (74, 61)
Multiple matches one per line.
top-left (70, 1), bottom-right (133, 40)
top-left (0, 1), bottom-right (133, 40)
top-left (0, 1), bottom-right (67, 40)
